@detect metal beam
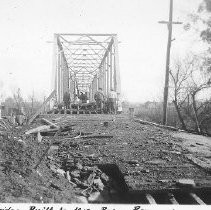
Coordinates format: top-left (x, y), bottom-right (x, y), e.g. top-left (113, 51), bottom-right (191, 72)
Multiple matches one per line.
top-left (113, 36), bottom-right (121, 93)
top-left (74, 58), bottom-right (101, 60)
top-left (99, 37), bottom-right (114, 69)
top-left (61, 42), bottom-right (107, 46)
top-left (57, 33), bottom-right (117, 36)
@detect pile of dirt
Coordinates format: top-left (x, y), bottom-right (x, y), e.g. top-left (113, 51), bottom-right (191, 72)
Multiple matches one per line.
top-left (0, 117), bottom-right (121, 203)
top-left (0, 127), bottom-right (77, 203)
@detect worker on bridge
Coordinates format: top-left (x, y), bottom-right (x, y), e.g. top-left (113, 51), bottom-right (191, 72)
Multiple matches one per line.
top-left (79, 92), bottom-right (88, 104)
top-left (94, 88), bottom-right (105, 112)
top-left (108, 88), bottom-right (117, 114)
top-left (63, 91), bottom-right (70, 109)
top-left (117, 93), bottom-right (122, 114)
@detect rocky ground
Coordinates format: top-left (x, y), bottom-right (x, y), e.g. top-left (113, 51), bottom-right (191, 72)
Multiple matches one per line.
top-left (0, 113), bottom-right (211, 203)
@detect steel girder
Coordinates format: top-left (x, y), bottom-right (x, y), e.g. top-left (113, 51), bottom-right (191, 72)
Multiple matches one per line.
top-left (52, 33), bottom-right (121, 103)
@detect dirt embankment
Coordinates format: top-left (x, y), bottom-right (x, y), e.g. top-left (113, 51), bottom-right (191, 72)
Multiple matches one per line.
top-left (0, 124), bottom-right (77, 203)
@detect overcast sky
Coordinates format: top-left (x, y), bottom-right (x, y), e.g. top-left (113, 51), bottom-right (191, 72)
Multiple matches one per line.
top-left (0, 0), bottom-right (205, 102)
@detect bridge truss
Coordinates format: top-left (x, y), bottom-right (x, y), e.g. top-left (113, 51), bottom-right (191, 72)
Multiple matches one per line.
top-left (52, 33), bottom-right (121, 103)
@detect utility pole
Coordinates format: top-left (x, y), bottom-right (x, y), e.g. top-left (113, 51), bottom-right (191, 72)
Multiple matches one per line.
top-left (159, 0), bottom-right (182, 125)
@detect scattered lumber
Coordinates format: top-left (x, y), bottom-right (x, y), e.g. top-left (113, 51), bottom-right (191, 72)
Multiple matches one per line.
top-left (25, 125), bottom-right (54, 135)
top-left (25, 121), bottom-right (72, 137)
top-left (185, 154), bottom-right (211, 173)
top-left (81, 134), bottom-right (113, 139)
top-left (37, 132), bottom-right (43, 142)
top-left (77, 131), bottom-right (93, 136)
top-left (0, 119), bottom-right (12, 130)
top-left (41, 118), bottom-right (59, 129)
top-left (28, 90), bottom-right (56, 125)
top-left (34, 130), bottom-right (60, 170)
top-left (176, 179), bottom-right (196, 188)
top-left (0, 122), bottom-right (8, 130)
top-left (134, 119), bottom-right (178, 131)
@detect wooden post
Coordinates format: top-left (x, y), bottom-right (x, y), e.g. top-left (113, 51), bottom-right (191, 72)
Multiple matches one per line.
top-left (129, 107), bottom-right (134, 119)
top-left (163, 0), bottom-right (173, 125)
top-left (159, 0), bottom-right (182, 125)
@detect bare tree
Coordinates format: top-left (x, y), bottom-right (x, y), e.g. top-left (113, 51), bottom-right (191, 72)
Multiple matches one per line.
top-left (13, 88), bottom-right (23, 113)
top-left (28, 90), bottom-right (35, 115)
top-left (170, 54), bottom-right (211, 133)
top-left (169, 57), bottom-right (194, 130)
top-left (187, 67), bottom-right (211, 133)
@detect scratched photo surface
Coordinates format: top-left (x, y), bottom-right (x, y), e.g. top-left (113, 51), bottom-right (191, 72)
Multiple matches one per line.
top-left (0, 0), bottom-right (211, 205)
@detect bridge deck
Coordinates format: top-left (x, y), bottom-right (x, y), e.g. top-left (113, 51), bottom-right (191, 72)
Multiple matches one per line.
top-left (43, 114), bottom-right (211, 191)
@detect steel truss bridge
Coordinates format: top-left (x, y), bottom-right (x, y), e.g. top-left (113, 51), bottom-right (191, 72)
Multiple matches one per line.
top-left (28, 33), bottom-right (121, 124)
top-left (52, 33), bottom-right (121, 103)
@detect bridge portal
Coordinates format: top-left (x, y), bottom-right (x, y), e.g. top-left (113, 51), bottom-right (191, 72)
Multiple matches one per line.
top-left (52, 33), bottom-right (121, 103)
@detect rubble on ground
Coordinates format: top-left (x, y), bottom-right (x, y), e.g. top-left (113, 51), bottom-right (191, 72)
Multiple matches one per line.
top-left (0, 116), bottom-right (120, 203)
top-left (0, 114), bottom-right (210, 203)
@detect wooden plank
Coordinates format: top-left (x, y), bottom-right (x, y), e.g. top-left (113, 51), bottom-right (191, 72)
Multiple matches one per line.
top-left (0, 121), bottom-right (8, 130)
top-left (185, 154), bottom-right (211, 173)
top-left (168, 193), bottom-right (179, 204)
top-left (28, 90), bottom-right (56, 125)
top-left (145, 194), bottom-right (157, 204)
top-left (134, 119), bottom-right (178, 131)
top-left (0, 119), bottom-right (11, 130)
top-left (81, 134), bottom-right (113, 139)
top-left (190, 193), bottom-right (206, 205)
top-left (41, 118), bottom-right (59, 129)
top-left (25, 125), bottom-right (53, 135)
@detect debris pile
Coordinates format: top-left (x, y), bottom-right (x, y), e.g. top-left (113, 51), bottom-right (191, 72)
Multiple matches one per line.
top-left (47, 138), bottom-right (119, 203)
top-left (0, 118), bottom-right (12, 133)
top-left (0, 120), bottom-right (77, 203)
top-left (1, 113), bottom-right (210, 203)
top-left (2, 116), bottom-right (119, 203)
